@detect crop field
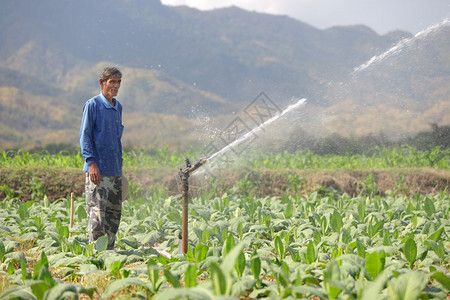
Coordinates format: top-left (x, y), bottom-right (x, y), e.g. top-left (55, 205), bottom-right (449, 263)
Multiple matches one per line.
top-left (1, 146), bottom-right (450, 169)
top-left (0, 147), bottom-right (449, 299)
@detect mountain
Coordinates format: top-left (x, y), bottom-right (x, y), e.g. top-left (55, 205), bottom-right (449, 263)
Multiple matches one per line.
top-left (0, 0), bottom-right (448, 150)
top-left (323, 23), bottom-right (450, 136)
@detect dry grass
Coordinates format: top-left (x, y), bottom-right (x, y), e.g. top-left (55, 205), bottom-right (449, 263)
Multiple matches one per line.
top-left (2, 166), bottom-right (449, 202)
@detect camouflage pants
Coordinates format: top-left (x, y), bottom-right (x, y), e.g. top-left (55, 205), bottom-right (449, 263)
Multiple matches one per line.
top-left (85, 173), bottom-right (122, 250)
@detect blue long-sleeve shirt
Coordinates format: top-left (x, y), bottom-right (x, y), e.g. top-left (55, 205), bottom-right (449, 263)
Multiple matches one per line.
top-left (80, 93), bottom-right (124, 176)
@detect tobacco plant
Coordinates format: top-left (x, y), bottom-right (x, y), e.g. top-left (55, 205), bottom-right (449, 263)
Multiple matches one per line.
top-left (0, 169), bottom-right (449, 298)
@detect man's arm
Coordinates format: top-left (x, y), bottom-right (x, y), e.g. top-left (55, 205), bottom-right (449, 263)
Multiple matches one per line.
top-left (80, 101), bottom-right (101, 185)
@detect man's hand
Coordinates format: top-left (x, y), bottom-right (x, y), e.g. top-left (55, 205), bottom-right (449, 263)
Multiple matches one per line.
top-left (89, 163), bottom-right (101, 185)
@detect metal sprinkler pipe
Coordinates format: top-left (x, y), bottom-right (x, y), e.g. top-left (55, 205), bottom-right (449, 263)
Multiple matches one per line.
top-left (177, 157), bottom-right (207, 253)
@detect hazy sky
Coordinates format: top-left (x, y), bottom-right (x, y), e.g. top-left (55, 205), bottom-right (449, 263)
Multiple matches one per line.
top-left (161, 0), bottom-right (450, 34)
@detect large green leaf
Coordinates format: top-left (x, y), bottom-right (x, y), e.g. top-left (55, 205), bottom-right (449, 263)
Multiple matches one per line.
top-left (202, 229), bottom-right (211, 243)
top-left (222, 233), bottom-right (235, 258)
top-left (147, 259), bottom-right (162, 292)
top-left (235, 251), bottom-right (246, 278)
top-left (305, 241), bottom-right (317, 264)
top-left (70, 239), bottom-right (83, 255)
top-left (102, 278), bottom-right (152, 299)
top-left (185, 264), bottom-right (197, 288)
top-left (57, 225), bottom-right (69, 239)
top-left (423, 197), bottom-right (435, 216)
top-left (194, 243), bottom-right (209, 263)
top-left (20, 255), bottom-right (30, 282)
top-left (323, 260), bottom-right (342, 299)
top-left (365, 251), bottom-right (385, 279)
top-left (220, 242), bottom-right (245, 275)
top-left (53, 256), bottom-right (86, 267)
top-left (361, 270), bottom-right (390, 300)
top-left (163, 269), bottom-right (181, 288)
top-left (76, 205), bottom-right (87, 223)
top-left (250, 255), bottom-right (261, 281)
top-left (153, 287), bottom-right (222, 300)
top-left (231, 276), bottom-right (257, 297)
top-left (367, 218), bottom-right (384, 239)
top-left (431, 272), bottom-right (450, 291)
top-left (292, 286), bottom-right (327, 299)
top-left (44, 284), bottom-right (79, 300)
top-left (387, 271), bottom-right (427, 300)
top-left (95, 236), bottom-right (108, 252)
top-left (104, 254), bottom-right (127, 271)
top-left (274, 235), bottom-right (285, 261)
top-left (403, 238), bottom-right (417, 269)
top-left (0, 285), bottom-right (36, 300)
top-left (33, 251), bottom-right (49, 280)
top-left (427, 227), bottom-right (444, 242)
top-left (34, 266), bottom-right (55, 289)
top-left (356, 239), bottom-right (366, 258)
top-left (4, 251), bottom-right (26, 263)
top-left (330, 210), bottom-right (343, 233)
top-left (18, 202), bottom-right (30, 220)
top-left (320, 215), bottom-right (328, 235)
top-left (425, 240), bottom-right (445, 259)
top-left (357, 201), bottom-right (366, 222)
top-left (20, 232), bottom-right (40, 241)
top-left (78, 264), bottom-right (99, 275)
top-left (210, 262), bottom-right (228, 296)
top-left (166, 211), bottom-right (182, 225)
top-left (31, 281), bottom-right (52, 300)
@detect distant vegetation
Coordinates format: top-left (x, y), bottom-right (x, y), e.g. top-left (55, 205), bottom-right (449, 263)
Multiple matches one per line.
top-left (289, 124), bottom-right (450, 156)
top-left (3, 146), bottom-right (449, 173)
top-left (8, 123), bottom-right (450, 157)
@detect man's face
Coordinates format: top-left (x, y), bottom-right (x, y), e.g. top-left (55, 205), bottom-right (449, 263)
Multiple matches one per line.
top-left (100, 76), bottom-right (121, 100)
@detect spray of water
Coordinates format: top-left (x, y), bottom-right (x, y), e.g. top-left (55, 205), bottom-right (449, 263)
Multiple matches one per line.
top-left (352, 18), bottom-right (450, 73)
top-left (190, 105), bottom-right (223, 147)
top-left (196, 18), bottom-right (450, 176)
top-left (207, 98), bottom-right (307, 161)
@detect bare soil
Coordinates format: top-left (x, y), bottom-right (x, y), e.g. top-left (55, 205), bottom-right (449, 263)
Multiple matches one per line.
top-left (1, 166), bottom-right (449, 201)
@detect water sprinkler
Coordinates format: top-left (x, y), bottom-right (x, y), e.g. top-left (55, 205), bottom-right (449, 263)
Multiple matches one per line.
top-left (177, 157), bottom-right (207, 253)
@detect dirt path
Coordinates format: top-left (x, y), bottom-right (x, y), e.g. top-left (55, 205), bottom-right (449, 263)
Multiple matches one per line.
top-left (1, 166), bottom-right (449, 201)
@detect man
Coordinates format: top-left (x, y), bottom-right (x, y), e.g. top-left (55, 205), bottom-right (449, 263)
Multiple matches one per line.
top-left (79, 67), bottom-right (124, 250)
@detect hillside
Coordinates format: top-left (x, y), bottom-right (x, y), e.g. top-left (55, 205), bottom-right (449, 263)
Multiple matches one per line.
top-left (0, 0), bottom-right (449, 150)
top-left (323, 23), bottom-right (450, 137)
